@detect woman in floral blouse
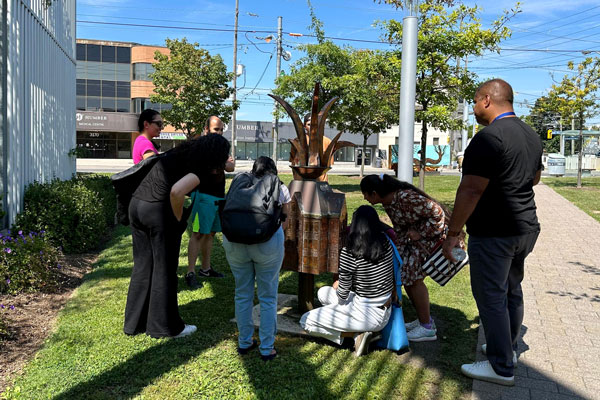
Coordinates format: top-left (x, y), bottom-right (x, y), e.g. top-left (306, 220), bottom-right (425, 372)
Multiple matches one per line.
top-left (361, 174), bottom-right (458, 342)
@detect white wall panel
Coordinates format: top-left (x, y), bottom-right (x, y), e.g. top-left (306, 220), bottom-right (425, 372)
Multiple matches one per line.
top-left (2, 0), bottom-right (75, 225)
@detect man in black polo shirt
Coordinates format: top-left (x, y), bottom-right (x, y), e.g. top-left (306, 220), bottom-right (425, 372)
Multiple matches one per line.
top-left (443, 79), bottom-right (542, 386)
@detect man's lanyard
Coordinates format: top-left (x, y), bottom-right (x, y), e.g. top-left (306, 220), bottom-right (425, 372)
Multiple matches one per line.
top-left (491, 111), bottom-right (516, 123)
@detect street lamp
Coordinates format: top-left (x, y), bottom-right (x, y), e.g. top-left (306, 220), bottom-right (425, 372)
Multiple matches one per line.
top-left (397, 0), bottom-right (420, 183)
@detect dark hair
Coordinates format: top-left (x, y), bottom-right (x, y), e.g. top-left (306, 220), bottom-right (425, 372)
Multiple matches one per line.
top-left (360, 174), bottom-right (450, 216)
top-left (303, 113), bottom-right (311, 125)
top-left (138, 109), bottom-right (160, 133)
top-left (346, 205), bottom-right (388, 262)
top-left (252, 156), bottom-right (278, 177)
top-left (170, 133), bottom-right (230, 172)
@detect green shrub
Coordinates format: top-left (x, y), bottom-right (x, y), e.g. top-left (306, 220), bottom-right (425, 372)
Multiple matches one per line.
top-left (14, 178), bottom-right (108, 253)
top-left (78, 174), bottom-right (117, 228)
top-left (0, 230), bottom-right (61, 294)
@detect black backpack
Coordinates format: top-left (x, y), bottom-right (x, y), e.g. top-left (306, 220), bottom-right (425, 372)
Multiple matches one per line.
top-left (111, 153), bottom-right (167, 226)
top-left (220, 172), bottom-right (283, 244)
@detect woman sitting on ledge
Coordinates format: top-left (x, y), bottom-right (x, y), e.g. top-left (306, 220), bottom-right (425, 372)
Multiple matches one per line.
top-left (300, 205), bottom-right (394, 356)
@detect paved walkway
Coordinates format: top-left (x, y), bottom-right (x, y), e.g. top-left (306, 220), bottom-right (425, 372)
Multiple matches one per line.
top-left (472, 183), bottom-right (600, 400)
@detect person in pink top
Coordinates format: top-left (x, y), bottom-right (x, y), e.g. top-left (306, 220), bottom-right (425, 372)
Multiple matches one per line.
top-left (132, 109), bottom-right (161, 164)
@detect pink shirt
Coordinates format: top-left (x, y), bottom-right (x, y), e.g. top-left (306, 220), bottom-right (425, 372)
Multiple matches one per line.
top-left (132, 135), bottom-right (158, 164)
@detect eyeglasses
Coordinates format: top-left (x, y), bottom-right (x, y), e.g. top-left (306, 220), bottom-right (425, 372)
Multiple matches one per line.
top-left (151, 120), bottom-right (164, 128)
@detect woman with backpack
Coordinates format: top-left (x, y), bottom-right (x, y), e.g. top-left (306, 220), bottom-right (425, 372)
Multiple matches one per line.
top-left (360, 174), bottom-right (461, 342)
top-left (300, 205), bottom-right (395, 356)
top-left (123, 134), bottom-right (231, 339)
top-left (222, 156), bottom-right (290, 361)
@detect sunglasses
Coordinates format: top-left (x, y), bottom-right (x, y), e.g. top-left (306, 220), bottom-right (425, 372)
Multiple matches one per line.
top-left (151, 120), bottom-right (164, 128)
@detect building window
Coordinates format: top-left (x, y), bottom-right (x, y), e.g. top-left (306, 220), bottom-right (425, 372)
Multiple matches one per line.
top-left (433, 137), bottom-right (439, 145)
top-left (76, 79), bottom-right (86, 96)
top-left (101, 45), bottom-right (116, 63)
top-left (76, 44), bottom-right (86, 61)
top-left (334, 146), bottom-right (355, 162)
top-left (86, 44), bottom-right (100, 62)
top-left (133, 63), bottom-right (155, 81)
top-left (132, 98), bottom-right (172, 113)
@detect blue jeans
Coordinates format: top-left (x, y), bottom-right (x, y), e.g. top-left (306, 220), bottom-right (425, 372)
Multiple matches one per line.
top-left (223, 227), bottom-right (284, 356)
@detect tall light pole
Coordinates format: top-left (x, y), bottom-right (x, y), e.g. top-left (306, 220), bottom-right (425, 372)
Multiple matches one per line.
top-left (272, 16), bottom-right (282, 162)
top-left (461, 57), bottom-right (469, 152)
top-left (231, 0), bottom-right (239, 159)
top-left (397, 0), bottom-right (419, 183)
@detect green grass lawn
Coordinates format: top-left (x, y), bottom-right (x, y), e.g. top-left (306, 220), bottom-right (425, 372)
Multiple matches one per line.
top-left (542, 177), bottom-right (600, 223)
top-left (3, 175), bottom-right (479, 400)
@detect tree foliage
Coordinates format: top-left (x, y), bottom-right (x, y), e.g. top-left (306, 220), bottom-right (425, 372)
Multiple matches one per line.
top-left (380, 2), bottom-right (519, 189)
top-left (151, 38), bottom-right (235, 138)
top-left (546, 57), bottom-right (600, 187)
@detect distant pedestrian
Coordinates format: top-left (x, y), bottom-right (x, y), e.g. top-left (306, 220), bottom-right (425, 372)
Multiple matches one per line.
top-left (443, 79), bottom-right (542, 386)
top-left (184, 116), bottom-right (235, 290)
top-left (132, 109), bottom-right (161, 164)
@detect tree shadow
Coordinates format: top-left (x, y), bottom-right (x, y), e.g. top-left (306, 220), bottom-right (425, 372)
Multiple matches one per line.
top-left (569, 261), bottom-right (600, 276)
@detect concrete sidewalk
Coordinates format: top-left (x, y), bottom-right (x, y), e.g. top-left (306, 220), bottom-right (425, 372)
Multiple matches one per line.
top-left (472, 183), bottom-right (600, 400)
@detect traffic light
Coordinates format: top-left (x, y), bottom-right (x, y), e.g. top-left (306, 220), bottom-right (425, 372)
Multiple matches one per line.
top-left (546, 129), bottom-right (552, 140)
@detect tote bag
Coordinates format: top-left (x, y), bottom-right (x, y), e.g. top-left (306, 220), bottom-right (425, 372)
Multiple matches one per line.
top-left (421, 240), bottom-right (469, 286)
top-left (375, 236), bottom-right (410, 352)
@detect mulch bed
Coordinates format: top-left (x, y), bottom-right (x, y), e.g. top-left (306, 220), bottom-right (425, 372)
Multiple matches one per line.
top-left (0, 253), bottom-right (97, 392)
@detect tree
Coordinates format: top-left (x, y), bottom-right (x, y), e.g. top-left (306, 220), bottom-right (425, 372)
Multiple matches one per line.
top-left (151, 38), bottom-right (235, 138)
top-left (546, 57), bottom-right (600, 188)
top-left (380, 1), bottom-right (519, 189)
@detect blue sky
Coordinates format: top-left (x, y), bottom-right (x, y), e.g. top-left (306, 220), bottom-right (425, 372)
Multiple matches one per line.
top-left (76, 0), bottom-right (600, 126)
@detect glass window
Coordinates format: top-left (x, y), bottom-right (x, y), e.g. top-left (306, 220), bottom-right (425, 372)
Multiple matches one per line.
top-left (76, 96), bottom-right (86, 111)
top-left (86, 79), bottom-right (101, 96)
top-left (87, 44), bottom-right (100, 62)
top-left (76, 79), bottom-right (86, 96)
top-left (278, 142), bottom-right (291, 161)
top-left (133, 63), bottom-right (155, 81)
top-left (115, 63), bottom-right (130, 81)
top-left (257, 142), bottom-right (271, 158)
top-left (433, 137), bottom-right (439, 145)
top-left (116, 47), bottom-right (131, 63)
top-left (86, 97), bottom-right (100, 111)
top-left (132, 98), bottom-right (143, 113)
top-left (245, 143), bottom-right (257, 160)
top-left (101, 45), bottom-right (115, 63)
top-left (116, 99), bottom-right (130, 112)
top-left (235, 142), bottom-right (246, 160)
top-left (101, 80), bottom-right (115, 97)
top-left (117, 140), bottom-right (131, 158)
top-left (76, 44), bottom-right (86, 61)
top-left (85, 61), bottom-right (102, 80)
top-left (101, 63), bottom-right (115, 80)
top-left (101, 97), bottom-right (116, 112)
top-left (116, 81), bottom-right (130, 98)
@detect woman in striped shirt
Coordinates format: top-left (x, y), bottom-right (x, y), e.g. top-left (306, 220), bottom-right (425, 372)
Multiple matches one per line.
top-left (300, 205), bottom-right (394, 356)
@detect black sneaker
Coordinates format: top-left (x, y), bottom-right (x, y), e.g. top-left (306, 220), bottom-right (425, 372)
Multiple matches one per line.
top-left (185, 272), bottom-right (202, 289)
top-left (198, 267), bottom-right (224, 278)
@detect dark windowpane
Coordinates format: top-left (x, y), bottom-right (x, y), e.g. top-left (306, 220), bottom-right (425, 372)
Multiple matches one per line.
top-left (116, 81), bottom-right (130, 98)
top-left (101, 80), bottom-right (116, 97)
top-left (76, 79), bottom-right (86, 96)
top-left (116, 47), bottom-right (131, 63)
top-left (87, 44), bottom-right (100, 62)
top-left (101, 97), bottom-right (116, 112)
top-left (117, 99), bottom-right (130, 112)
top-left (76, 44), bottom-right (86, 61)
top-left (87, 79), bottom-right (101, 96)
top-left (76, 96), bottom-right (86, 110)
top-left (86, 97), bottom-right (100, 111)
top-left (101, 46), bottom-right (116, 63)
top-left (161, 103), bottom-right (172, 111)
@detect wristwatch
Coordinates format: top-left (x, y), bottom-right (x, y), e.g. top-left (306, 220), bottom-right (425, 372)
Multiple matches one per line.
top-left (447, 229), bottom-right (462, 237)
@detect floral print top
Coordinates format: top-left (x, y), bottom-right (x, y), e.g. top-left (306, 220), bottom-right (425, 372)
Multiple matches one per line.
top-left (383, 189), bottom-right (448, 286)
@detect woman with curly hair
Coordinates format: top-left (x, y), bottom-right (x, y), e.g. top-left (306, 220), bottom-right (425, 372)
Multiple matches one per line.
top-left (124, 134), bottom-right (231, 339)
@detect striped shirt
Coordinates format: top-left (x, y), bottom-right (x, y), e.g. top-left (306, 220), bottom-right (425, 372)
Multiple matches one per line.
top-left (337, 241), bottom-right (395, 301)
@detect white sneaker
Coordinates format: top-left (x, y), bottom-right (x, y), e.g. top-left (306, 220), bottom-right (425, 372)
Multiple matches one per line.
top-left (406, 325), bottom-right (437, 342)
top-left (405, 319), bottom-right (436, 332)
top-left (481, 344), bottom-right (518, 365)
top-left (354, 331), bottom-right (373, 357)
top-left (173, 324), bottom-right (197, 338)
top-left (461, 360), bottom-right (515, 386)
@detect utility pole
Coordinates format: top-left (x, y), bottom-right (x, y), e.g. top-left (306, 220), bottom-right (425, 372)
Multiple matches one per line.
top-left (272, 16), bottom-right (282, 162)
top-left (231, 0), bottom-right (239, 159)
top-left (461, 57), bottom-right (469, 152)
top-left (397, 0), bottom-right (419, 184)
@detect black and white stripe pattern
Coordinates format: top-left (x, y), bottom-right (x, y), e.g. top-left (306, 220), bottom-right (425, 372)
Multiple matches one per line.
top-left (422, 246), bottom-right (469, 286)
top-left (337, 242), bottom-right (395, 301)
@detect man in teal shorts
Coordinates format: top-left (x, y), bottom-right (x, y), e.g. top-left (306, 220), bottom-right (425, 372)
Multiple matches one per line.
top-left (185, 116), bottom-right (235, 289)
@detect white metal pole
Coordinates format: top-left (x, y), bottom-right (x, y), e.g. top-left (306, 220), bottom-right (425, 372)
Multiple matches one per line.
top-left (231, 0), bottom-right (239, 159)
top-left (397, 1), bottom-right (419, 183)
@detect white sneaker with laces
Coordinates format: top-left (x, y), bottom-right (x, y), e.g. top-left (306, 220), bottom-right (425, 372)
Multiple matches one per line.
top-left (461, 360), bottom-right (515, 386)
top-left (173, 324), bottom-right (197, 339)
top-left (406, 325), bottom-right (437, 342)
top-left (405, 319), bottom-right (436, 332)
top-left (481, 344), bottom-right (518, 365)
